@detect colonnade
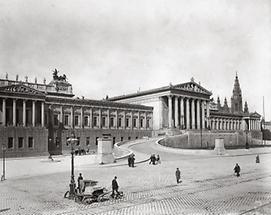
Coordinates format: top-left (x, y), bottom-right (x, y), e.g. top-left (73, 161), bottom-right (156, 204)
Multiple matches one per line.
top-left (210, 118), bottom-right (241, 130)
top-left (160, 95), bottom-right (210, 130)
top-left (248, 119), bottom-right (261, 130)
top-left (1, 98), bottom-right (44, 127)
top-left (57, 106), bottom-right (151, 130)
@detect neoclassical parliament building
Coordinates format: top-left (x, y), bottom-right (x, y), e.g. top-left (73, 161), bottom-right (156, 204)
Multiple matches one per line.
top-left (0, 71), bottom-right (262, 157)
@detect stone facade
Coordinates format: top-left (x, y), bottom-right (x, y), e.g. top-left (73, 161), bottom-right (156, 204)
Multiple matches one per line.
top-left (0, 72), bottom-right (153, 157)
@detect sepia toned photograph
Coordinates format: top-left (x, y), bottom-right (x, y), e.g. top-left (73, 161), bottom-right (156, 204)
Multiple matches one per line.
top-left (0, 0), bottom-right (271, 214)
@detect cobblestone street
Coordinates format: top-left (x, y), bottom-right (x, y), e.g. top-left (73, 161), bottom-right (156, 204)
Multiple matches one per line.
top-left (1, 139), bottom-right (271, 214)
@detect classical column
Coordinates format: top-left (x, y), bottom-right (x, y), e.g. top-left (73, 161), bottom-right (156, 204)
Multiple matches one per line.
top-left (201, 101), bottom-right (205, 130)
top-left (168, 95), bottom-right (173, 128)
top-left (13, 99), bottom-right (16, 126)
top-left (186, 98), bottom-right (190, 129)
top-left (191, 99), bottom-right (195, 129)
top-left (249, 119), bottom-right (251, 130)
top-left (137, 112), bottom-right (140, 129)
top-left (115, 110), bottom-right (118, 129)
top-left (99, 109), bottom-right (102, 128)
top-left (71, 107), bottom-right (74, 128)
top-left (206, 102), bottom-right (210, 129)
top-left (80, 107), bottom-right (83, 128)
top-left (59, 106), bottom-right (63, 125)
top-left (32, 101), bottom-right (36, 126)
top-left (144, 112), bottom-right (147, 129)
top-left (180, 97), bottom-right (184, 129)
top-left (123, 111), bottom-right (126, 129)
top-left (107, 110), bottom-right (110, 128)
top-left (41, 102), bottom-right (44, 127)
top-left (89, 108), bottom-right (93, 128)
top-left (159, 97), bottom-right (163, 129)
top-left (174, 96), bottom-right (179, 128)
top-left (196, 100), bottom-right (200, 130)
top-left (23, 100), bottom-right (26, 126)
top-left (2, 98), bottom-right (6, 126)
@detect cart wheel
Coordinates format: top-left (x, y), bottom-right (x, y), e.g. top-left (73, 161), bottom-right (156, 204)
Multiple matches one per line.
top-left (83, 197), bottom-right (94, 204)
top-left (64, 191), bottom-right (69, 198)
top-left (97, 193), bottom-right (108, 202)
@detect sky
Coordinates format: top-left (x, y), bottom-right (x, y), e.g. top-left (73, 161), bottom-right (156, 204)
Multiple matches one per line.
top-left (0, 0), bottom-right (270, 120)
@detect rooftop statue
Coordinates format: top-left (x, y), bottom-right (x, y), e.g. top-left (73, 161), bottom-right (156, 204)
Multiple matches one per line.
top-left (52, 68), bottom-right (67, 82)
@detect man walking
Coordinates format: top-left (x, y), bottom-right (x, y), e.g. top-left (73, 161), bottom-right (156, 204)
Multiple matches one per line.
top-left (175, 168), bottom-right (181, 184)
top-left (234, 163), bottom-right (241, 177)
top-left (112, 176), bottom-right (120, 198)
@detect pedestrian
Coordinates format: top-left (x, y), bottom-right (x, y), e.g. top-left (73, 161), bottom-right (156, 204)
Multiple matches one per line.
top-left (256, 155), bottom-right (260, 163)
top-left (156, 155), bottom-right (161, 164)
top-left (149, 154), bottom-right (154, 164)
top-left (175, 168), bottom-right (181, 184)
top-left (131, 154), bottom-right (135, 167)
top-left (128, 155), bottom-right (131, 167)
top-left (77, 173), bottom-right (84, 193)
top-left (234, 163), bottom-right (241, 177)
top-left (112, 176), bottom-right (120, 198)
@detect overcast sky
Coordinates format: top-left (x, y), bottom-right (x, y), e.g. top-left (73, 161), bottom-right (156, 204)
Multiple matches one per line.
top-left (0, 0), bottom-right (270, 119)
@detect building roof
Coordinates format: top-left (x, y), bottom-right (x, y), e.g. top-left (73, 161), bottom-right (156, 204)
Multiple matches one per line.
top-left (46, 97), bottom-right (153, 111)
top-left (109, 80), bottom-right (212, 101)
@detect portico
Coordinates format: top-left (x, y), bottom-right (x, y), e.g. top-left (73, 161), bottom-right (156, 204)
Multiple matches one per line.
top-left (109, 79), bottom-right (212, 131)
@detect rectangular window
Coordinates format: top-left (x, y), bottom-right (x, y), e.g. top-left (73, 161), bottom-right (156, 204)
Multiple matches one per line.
top-left (74, 115), bottom-right (79, 126)
top-left (126, 118), bottom-right (129, 127)
top-left (94, 116), bottom-right (98, 127)
top-left (121, 137), bottom-right (124, 141)
top-left (86, 137), bottom-right (90, 146)
top-left (8, 137), bottom-right (13, 149)
top-left (146, 119), bottom-right (150, 128)
top-left (84, 116), bottom-right (89, 126)
top-left (133, 118), bottom-right (137, 127)
top-left (64, 115), bottom-right (69, 126)
top-left (110, 117), bottom-right (114, 127)
top-left (118, 118), bottom-right (122, 127)
top-left (128, 136), bottom-right (131, 140)
top-left (102, 117), bottom-right (106, 127)
top-left (18, 137), bottom-right (24, 148)
top-left (28, 137), bottom-right (34, 148)
top-left (53, 114), bottom-right (59, 126)
top-left (76, 137), bottom-right (80, 146)
top-left (95, 137), bottom-right (99, 145)
top-left (140, 118), bottom-right (144, 128)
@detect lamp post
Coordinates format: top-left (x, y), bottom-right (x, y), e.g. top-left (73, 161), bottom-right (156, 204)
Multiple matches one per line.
top-left (66, 131), bottom-right (78, 199)
top-left (1, 144), bottom-right (7, 181)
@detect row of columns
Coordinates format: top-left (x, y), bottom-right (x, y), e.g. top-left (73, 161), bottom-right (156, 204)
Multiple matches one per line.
top-left (58, 106), bottom-right (150, 130)
top-left (249, 119), bottom-right (261, 130)
top-left (163, 95), bottom-right (210, 130)
top-left (2, 98), bottom-right (44, 127)
top-left (210, 118), bottom-right (241, 130)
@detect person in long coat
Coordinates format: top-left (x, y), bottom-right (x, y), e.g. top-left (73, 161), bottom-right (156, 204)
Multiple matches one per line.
top-left (175, 168), bottom-right (181, 183)
top-left (112, 176), bottom-right (120, 197)
top-left (234, 163), bottom-right (241, 177)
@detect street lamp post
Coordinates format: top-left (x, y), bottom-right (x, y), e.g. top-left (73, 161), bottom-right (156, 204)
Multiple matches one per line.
top-left (1, 144), bottom-right (7, 181)
top-left (66, 132), bottom-right (78, 199)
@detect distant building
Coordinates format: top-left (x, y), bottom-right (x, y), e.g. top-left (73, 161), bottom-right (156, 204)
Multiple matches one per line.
top-left (110, 75), bottom-right (261, 134)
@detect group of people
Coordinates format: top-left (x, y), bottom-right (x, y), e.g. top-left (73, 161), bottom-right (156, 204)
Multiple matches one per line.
top-left (149, 154), bottom-right (161, 165)
top-left (128, 154), bottom-right (135, 167)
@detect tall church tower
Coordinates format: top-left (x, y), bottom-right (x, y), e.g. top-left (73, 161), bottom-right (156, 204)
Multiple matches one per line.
top-left (231, 74), bottom-right (243, 113)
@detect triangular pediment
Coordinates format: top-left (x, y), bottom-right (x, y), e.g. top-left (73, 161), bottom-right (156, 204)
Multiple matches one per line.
top-left (0, 84), bottom-right (45, 96)
top-left (250, 112), bottom-right (261, 118)
top-left (173, 82), bottom-right (212, 95)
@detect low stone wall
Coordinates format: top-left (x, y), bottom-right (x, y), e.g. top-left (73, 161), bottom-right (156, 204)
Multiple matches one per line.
top-left (158, 130), bottom-right (263, 149)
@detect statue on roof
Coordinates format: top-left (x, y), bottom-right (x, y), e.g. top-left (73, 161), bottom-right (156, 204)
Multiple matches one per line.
top-left (52, 69), bottom-right (67, 82)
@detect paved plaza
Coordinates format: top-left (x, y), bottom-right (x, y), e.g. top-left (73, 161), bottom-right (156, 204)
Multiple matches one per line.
top-left (1, 138), bottom-right (271, 214)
